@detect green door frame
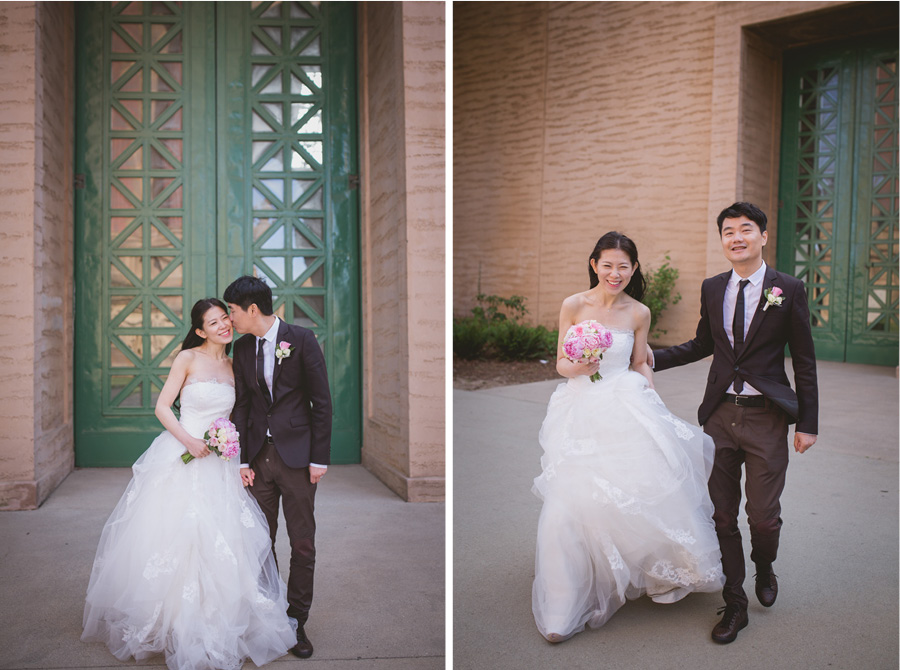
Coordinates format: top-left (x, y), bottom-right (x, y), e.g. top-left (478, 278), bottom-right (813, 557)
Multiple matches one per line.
top-left (777, 34), bottom-right (898, 366)
top-left (74, 1), bottom-right (361, 466)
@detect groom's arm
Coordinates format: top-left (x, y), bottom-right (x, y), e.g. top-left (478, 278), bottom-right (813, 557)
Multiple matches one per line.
top-left (786, 278), bottom-right (818, 444)
top-left (231, 341), bottom-right (253, 481)
top-left (299, 328), bottom-right (333, 469)
top-left (653, 278), bottom-right (715, 372)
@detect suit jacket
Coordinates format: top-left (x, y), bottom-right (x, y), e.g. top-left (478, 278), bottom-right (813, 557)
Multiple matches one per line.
top-left (654, 265), bottom-right (818, 435)
top-left (232, 319), bottom-right (333, 468)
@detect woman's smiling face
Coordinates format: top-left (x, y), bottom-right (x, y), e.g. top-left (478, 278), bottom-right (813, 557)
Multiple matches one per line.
top-left (591, 248), bottom-right (634, 295)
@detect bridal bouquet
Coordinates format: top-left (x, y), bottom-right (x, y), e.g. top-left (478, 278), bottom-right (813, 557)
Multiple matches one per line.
top-left (182, 417), bottom-right (240, 464)
top-left (563, 320), bottom-right (613, 382)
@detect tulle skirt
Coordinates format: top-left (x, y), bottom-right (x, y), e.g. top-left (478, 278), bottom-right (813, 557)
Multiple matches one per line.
top-left (82, 430), bottom-right (296, 670)
top-left (532, 371), bottom-right (724, 641)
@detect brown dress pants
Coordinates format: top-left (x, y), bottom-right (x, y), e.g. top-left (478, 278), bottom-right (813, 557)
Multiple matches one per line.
top-left (250, 439), bottom-right (317, 625)
top-left (704, 400), bottom-right (790, 609)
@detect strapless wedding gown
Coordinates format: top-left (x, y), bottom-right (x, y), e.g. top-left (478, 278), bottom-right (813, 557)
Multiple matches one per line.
top-left (532, 328), bottom-right (724, 641)
top-left (82, 380), bottom-right (296, 670)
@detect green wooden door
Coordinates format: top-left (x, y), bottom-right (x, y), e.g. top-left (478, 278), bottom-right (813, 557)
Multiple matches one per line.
top-left (777, 36), bottom-right (898, 366)
top-left (74, 1), bottom-right (360, 466)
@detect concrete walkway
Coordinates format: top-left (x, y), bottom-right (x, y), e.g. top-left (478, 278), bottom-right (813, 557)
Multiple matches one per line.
top-left (453, 359), bottom-right (898, 670)
top-left (0, 465), bottom-right (444, 670)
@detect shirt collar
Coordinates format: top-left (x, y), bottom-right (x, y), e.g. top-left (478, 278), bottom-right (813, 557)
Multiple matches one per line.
top-left (730, 261), bottom-right (767, 287)
top-left (258, 316), bottom-right (281, 344)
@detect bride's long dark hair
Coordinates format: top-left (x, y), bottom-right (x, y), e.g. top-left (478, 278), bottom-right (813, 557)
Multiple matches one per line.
top-left (180, 297), bottom-right (232, 356)
top-left (587, 232), bottom-right (647, 303)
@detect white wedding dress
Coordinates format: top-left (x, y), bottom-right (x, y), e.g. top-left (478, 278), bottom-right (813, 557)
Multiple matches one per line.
top-left (532, 327), bottom-right (724, 641)
top-left (82, 379), bottom-right (296, 670)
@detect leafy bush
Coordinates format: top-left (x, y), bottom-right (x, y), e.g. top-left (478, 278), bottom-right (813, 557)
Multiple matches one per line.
top-left (487, 320), bottom-right (557, 361)
top-left (453, 317), bottom-right (490, 360)
top-left (643, 254), bottom-right (682, 338)
top-left (453, 293), bottom-right (558, 361)
top-left (471, 293), bottom-right (529, 323)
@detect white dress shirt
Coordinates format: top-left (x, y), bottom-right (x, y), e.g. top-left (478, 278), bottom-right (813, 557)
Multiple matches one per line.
top-left (242, 317), bottom-right (326, 471)
top-left (723, 262), bottom-right (766, 395)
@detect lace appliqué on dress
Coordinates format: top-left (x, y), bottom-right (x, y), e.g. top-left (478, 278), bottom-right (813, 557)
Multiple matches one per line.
top-left (649, 559), bottom-right (713, 587)
top-left (661, 414), bottom-right (694, 441)
top-left (183, 582), bottom-right (198, 603)
top-left (122, 602), bottom-right (162, 645)
top-left (214, 532), bottom-right (238, 565)
top-left (239, 499), bottom-right (256, 529)
top-left (592, 477), bottom-right (641, 515)
top-left (143, 550), bottom-right (179, 580)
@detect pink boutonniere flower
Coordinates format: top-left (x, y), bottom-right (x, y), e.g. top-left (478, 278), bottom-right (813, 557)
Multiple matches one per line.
top-left (275, 340), bottom-right (294, 365)
top-left (763, 287), bottom-right (784, 311)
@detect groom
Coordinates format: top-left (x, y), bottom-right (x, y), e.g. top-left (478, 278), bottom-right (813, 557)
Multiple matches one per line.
top-left (651, 202), bottom-right (818, 644)
top-left (224, 275), bottom-right (332, 659)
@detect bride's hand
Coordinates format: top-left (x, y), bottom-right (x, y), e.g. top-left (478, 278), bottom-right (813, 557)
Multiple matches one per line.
top-left (186, 437), bottom-right (211, 459)
top-left (581, 360), bottom-right (601, 377)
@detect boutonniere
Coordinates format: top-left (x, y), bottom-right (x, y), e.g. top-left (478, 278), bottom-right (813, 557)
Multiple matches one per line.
top-left (763, 287), bottom-right (784, 311)
top-left (274, 340), bottom-right (294, 365)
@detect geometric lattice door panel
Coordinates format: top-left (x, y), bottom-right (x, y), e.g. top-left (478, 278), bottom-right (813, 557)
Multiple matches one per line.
top-left (778, 35), bottom-right (898, 366)
top-left (75, 1), bottom-right (359, 465)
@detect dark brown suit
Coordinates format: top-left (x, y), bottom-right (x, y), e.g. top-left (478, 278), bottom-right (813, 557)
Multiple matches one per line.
top-left (654, 265), bottom-right (818, 607)
top-left (232, 319), bottom-right (332, 624)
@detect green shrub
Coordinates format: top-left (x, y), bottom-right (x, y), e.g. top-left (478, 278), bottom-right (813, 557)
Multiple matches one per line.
top-left (453, 317), bottom-right (490, 360)
top-left (471, 293), bottom-right (529, 323)
top-left (643, 254), bottom-right (682, 338)
top-left (453, 293), bottom-right (558, 361)
top-left (486, 320), bottom-right (557, 361)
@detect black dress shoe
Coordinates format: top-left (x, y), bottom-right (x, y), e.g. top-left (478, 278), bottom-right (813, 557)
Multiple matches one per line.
top-left (755, 567), bottom-right (778, 607)
top-left (290, 626), bottom-right (313, 659)
top-left (711, 604), bottom-right (748, 644)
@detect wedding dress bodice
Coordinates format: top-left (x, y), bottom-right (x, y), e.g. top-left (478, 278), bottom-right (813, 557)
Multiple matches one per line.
top-left (179, 380), bottom-right (235, 438)
top-left (593, 326), bottom-right (634, 377)
top-left (568, 326), bottom-right (635, 388)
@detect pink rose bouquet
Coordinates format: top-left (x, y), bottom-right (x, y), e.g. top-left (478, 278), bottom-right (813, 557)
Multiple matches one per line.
top-left (182, 417), bottom-right (240, 464)
top-left (562, 320), bottom-right (613, 382)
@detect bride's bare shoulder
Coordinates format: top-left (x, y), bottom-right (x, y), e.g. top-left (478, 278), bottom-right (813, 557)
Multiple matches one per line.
top-left (560, 291), bottom-right (590, 313)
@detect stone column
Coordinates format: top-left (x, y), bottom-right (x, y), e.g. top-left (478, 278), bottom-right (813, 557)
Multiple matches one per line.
top-left (0, 2), bottom-right (75, 510)
top-left (358, 2), bottom-right (445, 502)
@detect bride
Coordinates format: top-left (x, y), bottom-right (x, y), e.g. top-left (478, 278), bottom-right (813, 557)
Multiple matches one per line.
top-left (532, 232), bottom-right (724, 642)
top-left (82, 298), bottom-right (296, 670)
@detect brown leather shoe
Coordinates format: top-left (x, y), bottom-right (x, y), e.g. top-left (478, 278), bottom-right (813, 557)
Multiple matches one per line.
top-left (755, 567), bottom-right (778, 607)
top-left (711, 604), bottom-right (748, 644)
top-left (290, 626), bottom-right (313, 659)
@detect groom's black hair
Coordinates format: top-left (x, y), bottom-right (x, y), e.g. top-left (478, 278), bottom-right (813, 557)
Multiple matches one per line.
top-left (716, 202), bottom-right (767, 234)
top-left (223, 275), bottom-right (274, 315)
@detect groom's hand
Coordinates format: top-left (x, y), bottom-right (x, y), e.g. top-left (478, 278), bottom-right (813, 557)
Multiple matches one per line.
top-left (240, 467), bottom-right (255, 487)
top-left (309, 466), bottom-right (326, 484)
top-left (794, 432), bottom-right (817, 454)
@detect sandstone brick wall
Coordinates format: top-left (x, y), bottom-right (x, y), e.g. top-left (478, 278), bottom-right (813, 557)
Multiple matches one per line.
top-left (359, 2), bottom-right (445, 502)
top-left (453, 0), bottom-right (847, 344)
top-left (0, 2), bottom-right (38, 509)
top-left (0, 2), bottom-right (75, 510)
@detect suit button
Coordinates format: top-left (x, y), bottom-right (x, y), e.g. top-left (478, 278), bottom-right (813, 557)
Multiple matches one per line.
top-left (267, 413), bottom-right (271, 418)
top-left (733, 366), bottom-right (739, 371)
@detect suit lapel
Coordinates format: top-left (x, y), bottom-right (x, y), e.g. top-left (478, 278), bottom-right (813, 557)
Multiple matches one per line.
top-left (247, 334), bottom-right (270, 406)
top-left (271, 318), bottom-right (290, 402)
top-left (737, 265), bottom-right (777, 358)
top-left (711, 273), bottom-right (729, 345)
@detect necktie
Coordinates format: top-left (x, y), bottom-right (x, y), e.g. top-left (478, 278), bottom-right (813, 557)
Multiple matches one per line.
top-left (256, 337), bottom-right (271, 405)
top-left (733, 279), bottom-right (750, 392)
